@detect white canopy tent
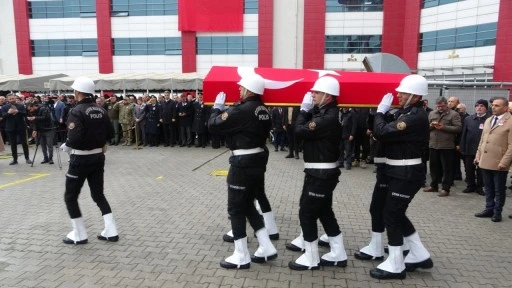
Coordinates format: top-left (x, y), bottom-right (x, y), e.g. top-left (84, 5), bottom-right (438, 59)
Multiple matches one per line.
top-left (0, 74), bottom-right (67, 92)
top-left (49, 72), bottom-right (205, 92)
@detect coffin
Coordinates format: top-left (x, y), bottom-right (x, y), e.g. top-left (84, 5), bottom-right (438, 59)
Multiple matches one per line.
top-left (203, 66), bottom-right (406, 107)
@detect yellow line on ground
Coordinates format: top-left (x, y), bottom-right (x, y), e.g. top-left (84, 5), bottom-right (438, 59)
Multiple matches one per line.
top-left (0, 173), bottom-right (50, 189)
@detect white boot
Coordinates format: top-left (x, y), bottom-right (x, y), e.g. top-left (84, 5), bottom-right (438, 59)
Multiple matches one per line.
top-left (98, 213), bottom-right (119, 242)
top-left (220, 237), bottom-right (251, 269)
top-left (286, 230), bottom-right (305, 252)
top-left (63, 217), bottom-right (88, 244)
top-left (319, 233), bottom-right (330, 247)
top-left (320, 233), bottom-right (348, 267)
top-left (262, 212), bottom-right (279, 239)
top-left (223, 229), bottom-right (235, 242)
top-left (356, 232), bottom-right (384, 260)
top-left (370, 246), bottom-right (406, 279)
top-left (252, 228), bottom-right (278, 263)
top-left (404, 232), bottom-right (433, 271)
top-left (289, 239), bottom-right (320, 270)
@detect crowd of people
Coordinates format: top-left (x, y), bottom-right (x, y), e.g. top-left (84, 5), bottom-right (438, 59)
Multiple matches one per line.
top-left (1, 75), bottom-right (512, 280)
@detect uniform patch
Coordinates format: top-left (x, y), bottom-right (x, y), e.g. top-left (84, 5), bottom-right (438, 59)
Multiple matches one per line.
top-left (221, 112), bottom-right (229, 120)
top-left (68, 122), bottom-right (75, 129)
top-left (308, 121), bottom-right (317, 130)
top-left (397, 121), bottom-right (406, 130)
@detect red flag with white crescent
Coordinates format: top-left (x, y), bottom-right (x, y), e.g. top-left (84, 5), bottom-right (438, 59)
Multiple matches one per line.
top-left (203, 66), bottom-right (406, 107)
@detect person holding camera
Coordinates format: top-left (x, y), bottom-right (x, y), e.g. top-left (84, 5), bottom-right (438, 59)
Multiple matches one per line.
top-left (27, 102), bottom-right (55, 164)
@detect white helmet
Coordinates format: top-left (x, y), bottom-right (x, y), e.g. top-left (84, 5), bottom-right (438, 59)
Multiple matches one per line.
top-left (311, 76), bottom-right (339, 96)
top-left (395, 74), bottom-right (428, 96)
top-left (237, 74), bottom-right (265, 95)
top-left (71, 76), bottom-right (95, 94)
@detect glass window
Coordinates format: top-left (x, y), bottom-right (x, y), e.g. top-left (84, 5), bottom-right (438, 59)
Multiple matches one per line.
top-left (325, 34), bottom-right (381, 54)
top-left (326, 0), bottom-right (384, 13)
top-left (422, 0), bottom-right (463, 9)
top-left (112, 37), bottom-right (182, 55)
top-left (196, 36), bottom-right (257, 55)
top-left (29, 0), bottom-right (96, 19)
top-left (111, 0), bottom-right (177, 17)
top-left (420, 22), bottom-right (496, 52)
top-left (244, 0), bottom-right (258, 14)
top-left (32, 38), bottom-right (97, 57)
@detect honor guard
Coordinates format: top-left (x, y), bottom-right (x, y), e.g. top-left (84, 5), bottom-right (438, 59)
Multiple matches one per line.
top-left (288, 76), bottom-right (348, 270)
top-left (60, 77), bottom-right (119, 245)
top-left (370, 75), bottom-right (433, 279)
top-left (208, 74), bottom-right (278, 269)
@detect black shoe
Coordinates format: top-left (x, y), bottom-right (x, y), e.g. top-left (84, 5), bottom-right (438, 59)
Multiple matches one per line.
top-left (251, 253), bottom-right (277, 263)
top-left (295, 154), bottom-right (300, 159)
top-left (220, 259), bottom-right (250, 269)
top-left (285, 242), bottom-right (304, 252)
top-left (97, 235), bottom-right (119, 242)
top-left (492, 214), bottom-right (502, 222)
top-left (9, 160), bottom-right (18, 165)
top-left (285, 154), bottom-right (294, 158)
top-left (274, 148), bottom-right (278, 152)
top-left (280, 147), bottom-right (287, 152)
top-left (477, 189), bottom-right (485, 196)
top-left (405, 258), bottom-right (433, 272)
top-left (509, 215), bottom-right (512, 219)
top-left (474, 210), bottom-right (493, 218)
top-left (163, 144), bottom-right (169, 147)
top-left (345, 166), bottom-right (351, 170)
top-left (25, 159), bottom-right (33, 164)
top-left (370, 268), bottom-right (406, 279)
top-left (462, 188), bottom-right (475, 193)
top-left (354, 251), bottom-right (384, 261)
top-left (270, 233), bottom-right (279, 240)
top-left (288, 261), bottom-right (319, 271)
top-left (318, 239), bottom-right (330, 247)
top-left (49, 159), bottom-right (54, 164)
top-left (319, 258), bottom-right (347, 267)
top-left (222, 233), bottom-right (234, 243)
top-left (180, 144), bottom-right (185, 147)
top-left (62, 237), bottom-right (88, 245)
top-left (41, 159), bottom-right (49, 164)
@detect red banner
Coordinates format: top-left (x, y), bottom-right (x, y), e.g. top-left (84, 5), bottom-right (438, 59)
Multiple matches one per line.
top-left (178, 0), bottom-right (243, 32)
top-left (203, 66), bottom-right (407, 107)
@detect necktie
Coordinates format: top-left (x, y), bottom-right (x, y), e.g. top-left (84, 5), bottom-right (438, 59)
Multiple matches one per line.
top-left (492, 116), bottom-right (498, 128)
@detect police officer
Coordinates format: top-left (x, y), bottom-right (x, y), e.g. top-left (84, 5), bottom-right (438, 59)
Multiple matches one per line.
top-left (208, 74), bottom-right (278, 269)
top-left (370, 75), bottom-right (433, 279)
top-left (288, 76), bottom-right (347, 271)
top-left (60, 77), bottom-right (118, 245)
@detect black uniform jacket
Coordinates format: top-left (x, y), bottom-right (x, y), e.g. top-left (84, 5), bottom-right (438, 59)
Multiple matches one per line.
top-left (295, 101), bottom-right (341, 179)
top-left (373, 101), bottom-right (429, 181)
top-left (65, 97), bottom-right (114, 150)
top-left (208, 95), bottom-right (271, 169)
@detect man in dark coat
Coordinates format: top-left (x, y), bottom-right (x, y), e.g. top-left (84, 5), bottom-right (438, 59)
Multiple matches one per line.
top-left (178, 94), bottom-right (194, 147)
top-left (271, 107), bottom-right (286, 152)
top-left (159, 91), bottom-right (176, 147)
top-left (192, 94), bottom-right (210, 148)
top-left (283, 106), bottom-right (300, 159)
top-left (0, 94), bottom-right (32, 164)
top-left (460, 99), bottom-right (490, 195)
top-left (339, 108), bottom-right (357, 169)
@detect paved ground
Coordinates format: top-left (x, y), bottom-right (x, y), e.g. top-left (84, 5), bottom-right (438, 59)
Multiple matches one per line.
top-left (1, 143), bottom-right (512, 288)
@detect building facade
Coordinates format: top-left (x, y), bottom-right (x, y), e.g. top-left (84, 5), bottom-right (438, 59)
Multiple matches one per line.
top-left (0, 0), bottom-right (510, 83)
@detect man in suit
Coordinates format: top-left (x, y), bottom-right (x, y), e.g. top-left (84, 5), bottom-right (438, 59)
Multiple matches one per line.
top-left (283, 106), bottom-right (300, 159)
top-left (474, 97), bottom-right (512, 222)
top-left (159, 91), bottom-right (176, 147)
top-left (271, 107), bottom-right (286, 152)
top-left (0, 94), bottom-right (32, 165)
top-left (339, 108), bottom-right (357, 170)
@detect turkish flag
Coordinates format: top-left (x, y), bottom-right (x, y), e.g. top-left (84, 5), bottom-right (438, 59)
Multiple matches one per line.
top-left (178, 0), bottom-right (243, 32)
top-left (203, 66), bottom-right (407, 107)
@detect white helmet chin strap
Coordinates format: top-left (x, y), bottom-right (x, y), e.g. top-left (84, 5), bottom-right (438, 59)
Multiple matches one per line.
top-left (318, 93), bottom-right (328, 107)
top-left (404, 94), bottom-right (414, 107)
top-left (241, 87), bottom-right (249, 99)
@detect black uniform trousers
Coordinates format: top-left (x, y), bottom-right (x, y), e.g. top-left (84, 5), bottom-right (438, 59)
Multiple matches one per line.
top-left (369, 164), bottom-right (387, 233)
top-left (162, 123), bottom-right (173, 146)
top-left (429, 148), bottom-right (454, 191)
top-left (227, 165), bottom-right (265, 240)
top-left (384, 177), bottom-right (422, 246)
top-left (285, 124), bottom-right (298, 156)
top-left (299, 174), bottom-right (341, 242)
top-left (7, 130), bottom-right (30, 161)
top-left (463, 155), bottom-right (483, 191)
top-left (64, 153), bottom-right (112, 219)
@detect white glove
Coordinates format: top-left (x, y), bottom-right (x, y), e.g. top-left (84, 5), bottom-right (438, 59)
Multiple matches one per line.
top-left (300, 92), bottom-right (314, 112)
top-left (377, 93), bottom-right (394, 114)
top-left (60, 143), bottom-right (71, 152)
top-left (213, 92), bottom-right (226, 110)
